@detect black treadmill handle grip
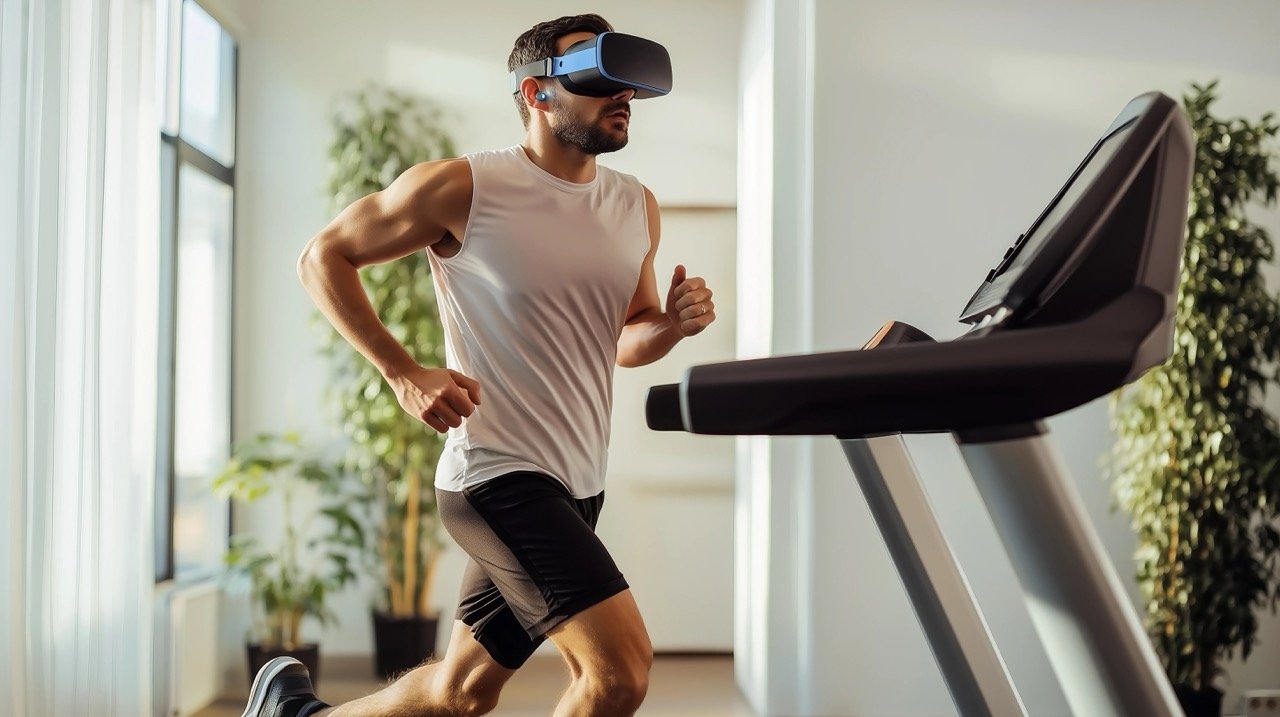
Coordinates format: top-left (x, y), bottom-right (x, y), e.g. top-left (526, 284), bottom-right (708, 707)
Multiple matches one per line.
top-left (644, 320), bottom-right (932, 433)
top-left (645, 383), bottom-right (683, 431)
top-left (659, 290), bottom-right (1165, 436)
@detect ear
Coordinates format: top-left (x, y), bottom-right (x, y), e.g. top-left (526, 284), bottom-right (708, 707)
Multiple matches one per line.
top-left (520, 78), bottom-right (549, 108)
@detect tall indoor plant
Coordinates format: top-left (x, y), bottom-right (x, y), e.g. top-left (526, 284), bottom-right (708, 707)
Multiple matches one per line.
top-left (214, 430), bottom-right (362, 686)
top-left (1107, 81), bottom-right (1280, 717)
top-left (315, 83), bottom-right (457, 678)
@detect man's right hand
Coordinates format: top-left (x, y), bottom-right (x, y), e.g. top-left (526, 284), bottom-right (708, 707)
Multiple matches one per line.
top-left (387, 365), bottom-right (483, 433)
top-left (296, 159), bottom-right (475, 430)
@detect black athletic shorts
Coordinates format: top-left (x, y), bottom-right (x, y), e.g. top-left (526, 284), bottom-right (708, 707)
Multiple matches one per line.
top-left (436, 471), bottom-right (630, 669)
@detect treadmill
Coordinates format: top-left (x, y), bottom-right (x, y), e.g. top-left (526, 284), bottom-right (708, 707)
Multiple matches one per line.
top-left (646, 91), bottom-right (1194, 717)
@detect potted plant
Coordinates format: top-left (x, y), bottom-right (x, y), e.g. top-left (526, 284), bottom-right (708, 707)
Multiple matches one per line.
top-left (316, 83), bottom-right (457, 679)
top-left (213, 430), bottom-right (363, 687)
top-left (1107, 81), bottom-right (1280, 717)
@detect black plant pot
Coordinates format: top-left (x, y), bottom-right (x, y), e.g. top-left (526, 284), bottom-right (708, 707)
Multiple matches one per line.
top-left (1174, 684), bottom-right (1224, 717)
top-left (372, 610), bottom-right (440, 680)
top-left (246, 642), bottom-right (321, 689)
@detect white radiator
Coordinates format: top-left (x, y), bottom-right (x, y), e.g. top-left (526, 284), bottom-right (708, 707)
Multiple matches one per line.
top-left (159, 581), bottom-right (222, 717)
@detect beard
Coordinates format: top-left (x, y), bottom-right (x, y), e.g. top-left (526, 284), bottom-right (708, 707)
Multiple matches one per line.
top-left (549, 97), bottom-right (630, 155)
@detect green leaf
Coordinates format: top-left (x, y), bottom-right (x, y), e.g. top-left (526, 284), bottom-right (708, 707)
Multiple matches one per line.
top-left (1107, 80), bottom-right (1280, 689)
top-left (311, 82), bottom-right (459, 618)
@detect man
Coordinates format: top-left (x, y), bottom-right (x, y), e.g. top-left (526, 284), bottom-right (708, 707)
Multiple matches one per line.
top-left (241, 13), bottom-right (717, 717)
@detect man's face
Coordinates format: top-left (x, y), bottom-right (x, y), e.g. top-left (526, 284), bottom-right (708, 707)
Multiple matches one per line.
top-left (543, 31), bottom-right (635, 155)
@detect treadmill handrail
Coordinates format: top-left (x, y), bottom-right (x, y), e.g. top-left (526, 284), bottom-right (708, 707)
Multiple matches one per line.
top-left (647, 288), bottom-right (1167, 437)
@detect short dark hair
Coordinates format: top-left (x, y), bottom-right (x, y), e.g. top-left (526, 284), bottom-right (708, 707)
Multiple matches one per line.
top-left (508, 14), bottom-right (614, 128)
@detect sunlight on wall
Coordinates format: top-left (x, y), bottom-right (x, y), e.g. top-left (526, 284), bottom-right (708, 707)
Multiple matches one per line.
top-left (735, 0), bottom-right (775, 708)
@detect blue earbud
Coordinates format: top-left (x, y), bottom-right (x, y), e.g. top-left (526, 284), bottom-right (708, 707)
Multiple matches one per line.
top-left (535, 90), bottom-right (549, 102)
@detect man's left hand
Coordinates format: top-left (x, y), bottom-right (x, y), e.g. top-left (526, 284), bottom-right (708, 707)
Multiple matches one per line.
top-left (665, 264), bottom-right (716, 337)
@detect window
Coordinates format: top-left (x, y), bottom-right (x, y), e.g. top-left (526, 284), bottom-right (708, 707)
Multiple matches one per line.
top-left (155, 0), bottom-right (237, 582)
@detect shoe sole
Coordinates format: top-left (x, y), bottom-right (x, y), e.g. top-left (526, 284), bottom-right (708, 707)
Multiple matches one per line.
top-left (241, 656), bottom-right (302, 717)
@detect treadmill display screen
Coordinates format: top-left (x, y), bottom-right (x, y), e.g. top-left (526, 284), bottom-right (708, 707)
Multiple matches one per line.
top-left (998, 120), bottom-right (1136, 278)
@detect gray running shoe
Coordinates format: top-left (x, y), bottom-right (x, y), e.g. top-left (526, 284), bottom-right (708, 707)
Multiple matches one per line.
top-left (240, 656), bottom-right (330, 717)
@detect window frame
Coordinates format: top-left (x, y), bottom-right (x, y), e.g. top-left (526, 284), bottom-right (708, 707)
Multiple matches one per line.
top-left (155, 0), bottom-right (238, 584)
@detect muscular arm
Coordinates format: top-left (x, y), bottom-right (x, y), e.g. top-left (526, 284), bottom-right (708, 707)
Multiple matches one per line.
top-left (297, 158), bottom-right (481, 433)
top-left (616, 187), bottom-right (717, 367)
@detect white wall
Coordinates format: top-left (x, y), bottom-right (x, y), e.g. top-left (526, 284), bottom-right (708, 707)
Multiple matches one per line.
top-left (734, 0), bottom-right (817, 712)
top-left (742, 0), bottom-right (1280, 715)
top-left (204, 0), bottom-right (743, 691)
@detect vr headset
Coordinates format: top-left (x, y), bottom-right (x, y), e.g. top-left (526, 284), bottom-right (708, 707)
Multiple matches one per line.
top-left (508, 32), bottom-right (672, 99)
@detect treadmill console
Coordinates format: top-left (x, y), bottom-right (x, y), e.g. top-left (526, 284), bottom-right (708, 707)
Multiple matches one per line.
top-left (646, 92), bottom-right (1194, 437)
top-left (959, 94), bottom-right (1188, 332)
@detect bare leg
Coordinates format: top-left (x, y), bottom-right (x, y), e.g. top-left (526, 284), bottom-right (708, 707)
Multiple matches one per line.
top-left (313, 620), bottom-right (515, 717)
top-left (546, 590), bottom-right (654, 717)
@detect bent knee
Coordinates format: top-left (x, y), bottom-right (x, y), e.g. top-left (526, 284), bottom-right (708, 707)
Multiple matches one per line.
top-left (617, 629), bottom-right (656, 678)
top-left (583, 654), bottom-right (652, 711)
top-left (613, 624), bottom-right (654, 672)
top-left (609, 637), bottom-right (654, 686)
top-left (429, 671), bottom-right (503, 717)
top-left (582, 670), bottom-right (650, 713)
top-left (435, 688), bottom-right (499, 717)
top-left (451, 691), bottom-right (499, 717)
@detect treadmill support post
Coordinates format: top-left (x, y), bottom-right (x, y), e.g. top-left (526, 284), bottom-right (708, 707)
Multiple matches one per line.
top-left (956, 427), bottom-right (1182, 717)
top-left (841, 435), bottom-right (1026, 717)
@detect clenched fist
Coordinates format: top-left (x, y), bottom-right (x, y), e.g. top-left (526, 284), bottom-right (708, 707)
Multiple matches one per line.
top-left (665, 264), bottom-right (716, 337)
top-left (387, 365), bottom-right (483, 433)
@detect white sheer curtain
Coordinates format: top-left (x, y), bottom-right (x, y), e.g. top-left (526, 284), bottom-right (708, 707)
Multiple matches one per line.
top-left (1, 0), bottom-right (159, 715)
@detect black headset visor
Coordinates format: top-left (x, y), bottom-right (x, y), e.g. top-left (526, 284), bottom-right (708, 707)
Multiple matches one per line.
top-left (509, 32), bottom-right (673, 99)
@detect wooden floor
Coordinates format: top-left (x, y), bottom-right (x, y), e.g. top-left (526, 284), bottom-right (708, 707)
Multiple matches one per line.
top-left (196, 654), bottom-right (756, 717)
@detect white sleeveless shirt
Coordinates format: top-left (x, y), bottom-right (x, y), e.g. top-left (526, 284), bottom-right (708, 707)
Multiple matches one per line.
top-left (426, 145), bottom-right (651, 498)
